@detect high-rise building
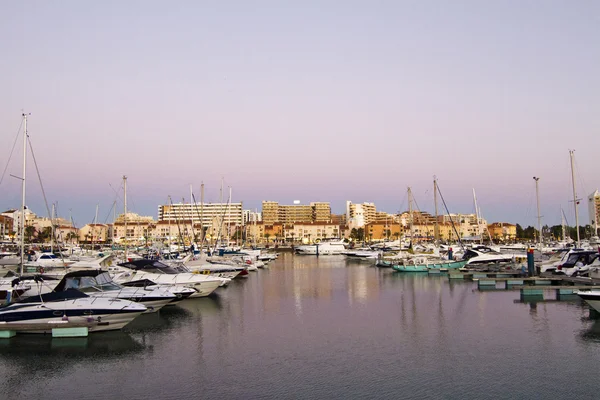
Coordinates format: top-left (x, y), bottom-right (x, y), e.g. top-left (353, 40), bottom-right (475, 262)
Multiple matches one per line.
top-left (261, 201), bottom-right (331, 224)
top-left (346, 201), bottom-right (376, 227)
top-left (158, 202), bottom-right (243, 229)
top-left (589, 190), bottom-right (600, 235)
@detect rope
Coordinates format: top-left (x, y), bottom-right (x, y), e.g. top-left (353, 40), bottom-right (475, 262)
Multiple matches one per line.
top-left (27, 137), bottom-right (68, 264)
top-left (435, 182), bottom-right (465, 251)
top-left (0, 119), bottom-right (23, 187)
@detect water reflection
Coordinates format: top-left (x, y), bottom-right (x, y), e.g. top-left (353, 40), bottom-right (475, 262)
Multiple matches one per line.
top-left (0, 331), bottom-right (149, 394)
top-left (1, 254), bottom-right (599, 399)
top-left (579, 321), bottom-right (600, 343)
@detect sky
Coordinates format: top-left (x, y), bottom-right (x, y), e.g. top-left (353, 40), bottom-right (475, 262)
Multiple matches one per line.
top-left (0, 0), bottom-right (599, 228)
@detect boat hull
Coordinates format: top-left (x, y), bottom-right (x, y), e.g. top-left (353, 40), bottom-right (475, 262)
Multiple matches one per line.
top-left (393, 260), bottom-right (467, 272)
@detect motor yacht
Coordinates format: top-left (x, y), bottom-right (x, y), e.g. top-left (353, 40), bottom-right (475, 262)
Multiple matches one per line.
top-left (0, 287), bottom-right (146, 332)
top-left (108, 259), bottom-right (222, 297)
top-left (462, 246), bottom-right (515, 265)
top-left (295, 240), bottom-right (346, 255)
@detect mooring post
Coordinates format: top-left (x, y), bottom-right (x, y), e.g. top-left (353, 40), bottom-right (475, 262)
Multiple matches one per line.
top-left (527, 247), bottom-right (535, 277)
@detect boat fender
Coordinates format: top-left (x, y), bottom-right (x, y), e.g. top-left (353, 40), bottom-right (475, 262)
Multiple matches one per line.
top-left (39, 267), bottom-right (45, 274)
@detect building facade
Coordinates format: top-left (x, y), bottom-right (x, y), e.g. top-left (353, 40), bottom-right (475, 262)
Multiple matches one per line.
top-left (487, 223), bottom-right (517, 241)
top-left (261, 201), bottom-right (331, 224)
top-left (79, 224), bottom-right (110, 243)
top-left (346, 201), bottom-right (376, 228)
top-left (158, 202), bottom-right (243, 230)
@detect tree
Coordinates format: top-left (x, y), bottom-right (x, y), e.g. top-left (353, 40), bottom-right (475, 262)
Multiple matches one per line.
top-left (350, 228), bottom-right (358, 241)
top-left (24, 226), bottom-right (36, 243)
top-left (357, 228), bottom-right (365, 242)
top-left (516, 224), bottom-right (524, 239)
top-left (264, 233), bottom-right (270, 244)
top-left (38, 226), bottom-right (52, 243)
top-left (66, 231), bottom-right (78, 244)
top-left (522, 226), bottom-right (537, 240)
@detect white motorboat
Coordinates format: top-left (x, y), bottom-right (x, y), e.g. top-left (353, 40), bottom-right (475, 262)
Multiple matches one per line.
top-left (295, 240), bottom-right (346, 255)
top-left (119, 279), bottom-right (196, 305)
top-left (48, 270), bottom-right (177, 313)
top-left (108, 259), bottom-right (222, 297)
top-left (343, 248), bottom-right (382, 262)
top-left (0, 288), bottom-right (146, 332)
top-left (576, 290), bottom-right (600, 313)
top-left (462, 246), bottom-right (515, 265)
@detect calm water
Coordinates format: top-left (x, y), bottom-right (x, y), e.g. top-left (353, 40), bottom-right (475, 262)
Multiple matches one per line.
top-left (1, 253), bottom-right (600, 399)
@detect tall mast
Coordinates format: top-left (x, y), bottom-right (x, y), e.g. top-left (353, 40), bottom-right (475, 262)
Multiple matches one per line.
top-left (123, 175), bottom-right (128, 261)
top-left (561, 207), bottom-right (567, 242)
top-left (408, 187), bottom-right (413, 240)
top-left (228, 186), bottom-right (233, 246)
top-left (472, 188), bottom-right (481, 244)
top-left (533, 177), bottom-right (542, 250)
top-left (20, 113), bottom-right (29, 275)
top-left (433, 177), bottom-right (439, 241)
top-left (200, 182), bottom-right (204, 244)
top-left (569, 150), bottom-right (580, 247)
top-left (92, 203), bottom-right (99, 250)
top-left (51, 203), bottom-right (56, 253)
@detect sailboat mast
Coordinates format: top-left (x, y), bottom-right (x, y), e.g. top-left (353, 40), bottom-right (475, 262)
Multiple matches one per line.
top-left (92, 203), bottom-right (99, 250)
top-left (433, 177), bottom-right (439, 241)
top-left (472, 188), bottom-right (482, 244)
top-left (533, 177), bottom-right (542, 250)
top-left (200, 183), bottom-right (205, 245)
top-left (123, 175), bottom-right (128, 261)
top-left (408, 187), bottom-right (413, 240)
top-left (20, 113), bottom-right (29, 275)
top-left (561, 207), bottom-right (567, 242)
top-left (51, 203), bottom-right (55, 253)
top-left (569, 150), bottom-right (580, 247)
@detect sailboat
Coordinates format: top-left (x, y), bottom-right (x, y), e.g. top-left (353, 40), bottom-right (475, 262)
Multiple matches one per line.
top-left (0, 115), bottom-right (147, 332)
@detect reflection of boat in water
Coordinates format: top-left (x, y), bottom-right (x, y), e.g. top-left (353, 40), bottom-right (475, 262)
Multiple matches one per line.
top-left (0, 330), bottom-right (148, 358)
top-left (579, 321), bottom-right (600, 343)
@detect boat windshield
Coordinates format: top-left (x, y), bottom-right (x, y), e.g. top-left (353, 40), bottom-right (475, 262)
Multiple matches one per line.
top-left (141, 261), bottom-right (182, 275)
top-left (39, 254), bottom-right (58, 259)
top-left (64, 272), bottom-right (122, 292)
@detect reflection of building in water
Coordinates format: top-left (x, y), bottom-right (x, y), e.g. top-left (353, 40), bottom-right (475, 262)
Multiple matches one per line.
top-left (346, 265), bottom-right (381, 303)
top-left (347, 267), bottom-right (370, 303)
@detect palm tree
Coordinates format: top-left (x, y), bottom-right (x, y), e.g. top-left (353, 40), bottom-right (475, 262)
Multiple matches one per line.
top-left (66, 231), bottom-right (78, 244)
top-left (24, 226), bottom-right (36, 243)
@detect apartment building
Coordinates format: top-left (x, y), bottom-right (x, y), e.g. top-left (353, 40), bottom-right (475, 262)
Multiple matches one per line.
top-left (261, 201), bottom-right (331, 224)
top-left (158, 202), bottom-right (243, 230)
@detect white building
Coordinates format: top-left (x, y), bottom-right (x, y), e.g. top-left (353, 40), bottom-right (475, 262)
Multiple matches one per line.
top-left (243, 210), bottom-right (262, 224)
top-left (346, 201), bottom-right (376, 229)
top-left (158, 202), bottom-right (243, 230)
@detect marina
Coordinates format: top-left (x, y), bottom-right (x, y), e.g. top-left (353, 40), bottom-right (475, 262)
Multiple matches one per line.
top-left (1, 2), bottom-right (599, 399)
top-left (1, 252), bottom-right (600, 399)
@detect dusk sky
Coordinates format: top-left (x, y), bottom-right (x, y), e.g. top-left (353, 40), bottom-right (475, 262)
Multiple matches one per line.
top-left (1, 1), bottom-right (598, 228)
